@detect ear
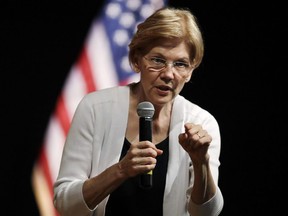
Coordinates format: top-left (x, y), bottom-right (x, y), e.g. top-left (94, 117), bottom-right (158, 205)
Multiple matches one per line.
top-left (185, 68), bottom-right (194, 82)
top-left (133, 63), bottom-right (141, 73)
top-left (131, 55), bottom-right (141, 73)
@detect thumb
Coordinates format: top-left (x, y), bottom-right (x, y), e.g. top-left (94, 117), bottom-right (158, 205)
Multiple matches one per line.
top-left (178, 132), bottom-right (187, 144)
top-left (156, 148), bottom-right (163, 156)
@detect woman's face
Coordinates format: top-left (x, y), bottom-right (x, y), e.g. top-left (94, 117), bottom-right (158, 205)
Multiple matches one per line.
top-left (136, 39), bottom-right (193, 107)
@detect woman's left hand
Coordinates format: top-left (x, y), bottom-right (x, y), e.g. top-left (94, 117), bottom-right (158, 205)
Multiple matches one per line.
top-left (178, 123), bottom-right (212, 164)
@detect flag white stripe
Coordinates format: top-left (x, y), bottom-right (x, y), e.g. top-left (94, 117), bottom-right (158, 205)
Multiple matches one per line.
top-left (63, 66), bottom-right (87, 118)
top-left (88, 21), bottom-right (119, 89)
top-left (45, 116), bottom-right (66, 182)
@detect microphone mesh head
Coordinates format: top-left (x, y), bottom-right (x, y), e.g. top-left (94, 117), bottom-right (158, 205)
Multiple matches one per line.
top-left (137, 101), bottom-right (155, 118)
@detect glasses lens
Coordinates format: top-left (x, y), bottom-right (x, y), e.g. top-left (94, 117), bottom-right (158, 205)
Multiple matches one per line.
top-left (144, 56), bottom-right (190, 74)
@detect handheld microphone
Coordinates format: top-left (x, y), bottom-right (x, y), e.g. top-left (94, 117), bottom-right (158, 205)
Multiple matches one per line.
top-left (137, 101), bottom-right (155, 189)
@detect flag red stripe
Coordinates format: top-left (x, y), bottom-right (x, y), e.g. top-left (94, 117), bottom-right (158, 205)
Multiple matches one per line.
top-left (36, 148), bottom-right (60, 216)
top-left (119, 78), bottom-right (133, 86)
top-left (79, 48), bottom-right (97, 92)
top-left (39, 149), bottom-right (54, 196)
top-left (56, 95), bottom-right (71, 136)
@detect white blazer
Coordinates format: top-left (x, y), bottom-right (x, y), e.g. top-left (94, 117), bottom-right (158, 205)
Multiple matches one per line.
top-left (54, 84), bottom-right (224, 216)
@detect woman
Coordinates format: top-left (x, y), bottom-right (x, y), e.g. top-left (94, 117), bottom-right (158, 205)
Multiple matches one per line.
top-left (53, 7), bottom-right (224, 216)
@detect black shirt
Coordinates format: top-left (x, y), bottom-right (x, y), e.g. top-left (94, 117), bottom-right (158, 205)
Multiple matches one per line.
top-left (105, 137), bottom-right (169, 216)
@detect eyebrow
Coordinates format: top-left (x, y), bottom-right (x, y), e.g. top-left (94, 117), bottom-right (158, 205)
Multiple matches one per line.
top-left (149, 53), bottom-right (190, 62)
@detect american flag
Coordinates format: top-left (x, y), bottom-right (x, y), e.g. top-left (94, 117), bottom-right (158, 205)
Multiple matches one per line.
top-left (31, 0), bottom-right (167, 215)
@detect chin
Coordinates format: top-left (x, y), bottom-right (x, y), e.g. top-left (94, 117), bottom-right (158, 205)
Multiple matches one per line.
top-left (152, 96), bottom-right (174, 106)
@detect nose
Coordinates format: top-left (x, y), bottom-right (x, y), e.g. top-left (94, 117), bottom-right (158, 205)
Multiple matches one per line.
top-left (164, 62), bottom-right (178, 74)
top-left (159, 64), bottom-right (175, 80)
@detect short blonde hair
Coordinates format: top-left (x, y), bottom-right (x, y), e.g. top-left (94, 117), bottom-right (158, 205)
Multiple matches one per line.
top-left (129, 7), bottom-right (204, 69)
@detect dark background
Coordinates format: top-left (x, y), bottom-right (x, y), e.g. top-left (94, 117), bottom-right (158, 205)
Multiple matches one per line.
top-left (1, 0), bottom-right (287, 215)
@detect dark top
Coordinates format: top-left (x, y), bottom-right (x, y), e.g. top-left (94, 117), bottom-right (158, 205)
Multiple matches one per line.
top-left (105, 137), bottom-right (169, 216)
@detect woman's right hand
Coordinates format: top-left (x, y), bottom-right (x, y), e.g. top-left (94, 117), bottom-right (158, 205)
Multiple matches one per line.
top-left (118, 140), bottom-right (163, 178)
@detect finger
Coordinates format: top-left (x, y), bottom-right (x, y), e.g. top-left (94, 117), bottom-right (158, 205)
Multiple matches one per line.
top-left (137, 141), bottom-right (163, 156)
top-left (184, 123), bottom-right (194, 131)
top-left (178, 132), bottom-right (188, 143)
top-left (138, 156), bottom-right (157, 166)
top-left (185, 124), bottom-right (202, 137)
top-left (137, 141), bottom-right (158, 150)
top-left (196, 130), bottom-right (207, 138)
top-left (141, 147), bottom-right (158, 157)
top-left (156, 148), bottom-right (163, 156)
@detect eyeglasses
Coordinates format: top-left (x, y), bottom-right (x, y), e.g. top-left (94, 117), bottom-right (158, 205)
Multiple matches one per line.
top-left (143, 56), bottom-right (192, 75)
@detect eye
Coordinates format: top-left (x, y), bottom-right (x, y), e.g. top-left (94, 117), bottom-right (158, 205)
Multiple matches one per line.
top-left (150, 57), bottom-right (166, 65)
top-left (174, 61), bottom-right (189, 68)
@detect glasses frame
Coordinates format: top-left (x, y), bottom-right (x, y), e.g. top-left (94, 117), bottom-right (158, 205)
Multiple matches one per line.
top-left (143, 56), bottom-right (192, 75)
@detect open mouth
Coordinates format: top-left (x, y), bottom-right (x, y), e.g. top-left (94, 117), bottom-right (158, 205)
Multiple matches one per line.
top-left (156, 85), bottom-right (172, 91)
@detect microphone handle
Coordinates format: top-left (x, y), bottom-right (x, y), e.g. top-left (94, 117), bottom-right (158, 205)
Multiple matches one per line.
top-left (139, 117), bottom-right (153, 189)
